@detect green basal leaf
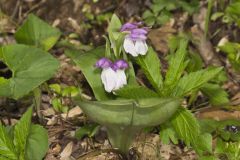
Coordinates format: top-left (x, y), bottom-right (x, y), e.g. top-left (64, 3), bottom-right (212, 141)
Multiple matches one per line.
top-left (15, 14), bottom-right (61, 51)
top-left (75, 97), bottom-right (179, 153)
top-left (172, 67), bottom-right (222, 97)
top-left (197, 133), bottom-right (213, 154)
top-left (136, 47), bottom-right (163, 92)
top-left (25, 125), bottom-right (48, 160)
top-left (14, 107), bottom-right (33, 160)
top-left (0, 44), bottom-right (59, 99)
top-left (201, 83), bottom-right (229, 106)
top-left (0, 124), bottom-right (17, 160)
top-left (171, 107), bottom-right (200, 147)
top-left (115, 85), bottom-right (159, 99)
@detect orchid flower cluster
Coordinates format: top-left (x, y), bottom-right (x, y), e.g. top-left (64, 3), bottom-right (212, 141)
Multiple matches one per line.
top-left (96, 21), bottom-right (149, 93)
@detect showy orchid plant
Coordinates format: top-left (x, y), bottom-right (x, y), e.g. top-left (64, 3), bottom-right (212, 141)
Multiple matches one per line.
top-left (70, 14), bottom-right (224, 156)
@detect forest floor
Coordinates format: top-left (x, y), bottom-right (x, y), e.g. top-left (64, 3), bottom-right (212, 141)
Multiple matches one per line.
top-left (1, 0), bottom-right (240, 160)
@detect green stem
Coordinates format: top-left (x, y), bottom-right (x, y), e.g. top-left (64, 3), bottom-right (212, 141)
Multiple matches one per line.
top-left (33, 87), bottom-right (43, 123)
top-left (106, 125), bottom-right (140, 154)
top-left (205, 0), bottom-right (214, 38)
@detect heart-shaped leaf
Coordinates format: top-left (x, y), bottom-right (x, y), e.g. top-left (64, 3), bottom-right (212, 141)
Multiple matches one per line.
top-left (0, 44), bottom-right (59, 99)
top-left (15, 14), bottom-right (61, 51)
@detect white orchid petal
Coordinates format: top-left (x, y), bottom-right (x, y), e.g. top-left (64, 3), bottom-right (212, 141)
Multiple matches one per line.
top-left (101, 68), bottom-right (117, 92)
top-left (114, 70), bottom-right (127, 90)
top-left (135, 40), bottom-right (148, 55)
top-left (123, 38), bottom-right (138, 57)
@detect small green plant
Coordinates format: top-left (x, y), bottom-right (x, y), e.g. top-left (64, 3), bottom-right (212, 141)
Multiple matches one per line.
top-left (49, 84), bottom-right (80, 113)
top-left (211, 0), bottom-right (240, 27)
top-left (199, 119), bottom-right (240, 159)
top-left (67, 14), bottom-right (224, 156)
top-left (0, 107), bottom-right (48, 160)
top-left (142, 0), bottom-right (199, 26)
top-left (218, 42), bottom-right (240, 72)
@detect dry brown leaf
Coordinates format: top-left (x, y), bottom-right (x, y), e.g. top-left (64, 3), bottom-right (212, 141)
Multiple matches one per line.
top-left (61, 106), bottom-right (82, 119)
top-left (148, 24), bottom-right (176, 54)
top-left (60, 141), bottom-right (74, 160)
top-left (191, 25), bottom-right (222, 66)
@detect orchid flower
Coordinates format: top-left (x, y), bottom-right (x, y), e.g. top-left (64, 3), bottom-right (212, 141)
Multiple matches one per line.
top-left (95, 58), bottom-right (128, 93)
top-left (121, 22), bottom-right (148, 57)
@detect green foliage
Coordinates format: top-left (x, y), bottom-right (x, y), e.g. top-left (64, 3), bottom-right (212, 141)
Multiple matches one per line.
top-left (15, 14), bottom-right (61, 51)
top-left (171, 67), bottom-right (223, 97)
top-left (49, 84), bottom-right (80, 113)
top-left (0, 107), bottom-right (48, 160)
top-left (171, 107), bottom-right (200, 147)
top-left (0, 44), bottom-right (59, 99)
top-left (75, 124), bottom-right (100, 139)
top-left (211, 0), bottom-right (240, 27)
top-left (142, 0), bottom-right (199, 26)
top-left (115, 85), bottom-right (159, 99)
top-left (201, 83), bottom-right (229, 106)
top-left (163, 39), bottom-right (189, 95)
top-left (218, 42), bottom-right (240, 71)
top-left (135, 47), bottom-right (163, 92)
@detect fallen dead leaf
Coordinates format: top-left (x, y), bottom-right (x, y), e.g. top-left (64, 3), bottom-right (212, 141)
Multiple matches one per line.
top-left (60, 141), bottom-right (74, 160)
top-left (61, 106), bottom-right (82, 119)
top-left (148, 23), bottom-right (176, 54)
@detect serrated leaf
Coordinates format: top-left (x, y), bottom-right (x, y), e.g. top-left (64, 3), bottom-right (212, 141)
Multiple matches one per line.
top-left (0, 44), bottom-right (59, 99)
top-left (201, 83), bottom-right (229, 106)
top-left (25, 125), bottom-right (48, 160)
top-left (14, 107), bottom-right (33, 160)
top-left (136, 47), bottom-right (163, 92)
top-left (172, 67), bottom-right (222, 97)
top-left (15, 14), bottom-right (61, 51)
top-left (163, 39), bottom-right (188, 94)
top-left (0, 124), bottom-right (17, 159)
top-left (197, 133), bottom-right (212, 153)
top-left (171, 107), bottom-right (200, 147)
top-left (115, 85), bottom-right (159, 99)
top-left (159, 123), bottom-right (178, 144)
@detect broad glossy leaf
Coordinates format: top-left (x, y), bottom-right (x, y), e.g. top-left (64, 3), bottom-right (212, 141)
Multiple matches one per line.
top-left (15, 14), bottom-right (61, 51)
top-left (115, 85), bottom-right (159, 99)
top-left (171, 107), bottom-right (200, 147)
top-left (136, 47), bottom-right (163, 92)
top-left (0, 44), bottom-right (59, 99)
top-left (76, 97), bottom-right (179, 153)
top-left (14, 107), bottom-right (32, 160)
top-left (172, 67), bottom-right (222, 97)
top-left (75, 98), bottom-right (179, 127)
top-left (25, 125), bottom-right (48, 160)
top-left (0, 124), bottom-right (17, 159)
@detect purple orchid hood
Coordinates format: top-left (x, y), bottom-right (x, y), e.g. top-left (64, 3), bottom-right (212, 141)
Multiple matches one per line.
top-left (95, 58), bottom-right (112, 69)
top-left (96, 58), bottom-right (128, 71)
top-left (120, 22), bottom-right (142, 32)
